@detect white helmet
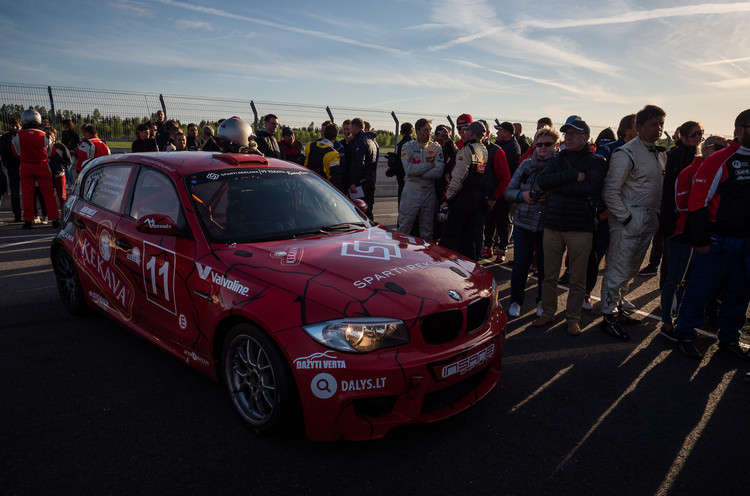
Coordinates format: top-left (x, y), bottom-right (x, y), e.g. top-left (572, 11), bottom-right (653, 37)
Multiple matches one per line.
top-left (217, 116), bottom-right (252, 149)
top-left (21, 108), bottom-right (42, 127)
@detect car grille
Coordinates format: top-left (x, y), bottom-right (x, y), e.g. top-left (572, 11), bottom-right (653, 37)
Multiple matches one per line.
top-left (467, 297), bottom-right (490, 334)
top-left (420, 309), bottom-right (462, 345)
top-left (421, 367), bottom-right (490, 413)
top-left (420, 297), bottom-right (491, 344)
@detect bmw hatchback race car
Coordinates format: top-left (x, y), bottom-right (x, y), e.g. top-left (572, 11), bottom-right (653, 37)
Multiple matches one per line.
top-left (51, 151), bottom-right (506, 441)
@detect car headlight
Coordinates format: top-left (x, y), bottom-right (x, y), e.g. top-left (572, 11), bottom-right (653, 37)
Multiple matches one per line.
top-left (302, 318), bottom-right (409, 353)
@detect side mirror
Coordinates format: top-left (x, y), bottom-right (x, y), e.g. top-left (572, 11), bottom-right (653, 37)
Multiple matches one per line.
top-left (352, 198), bottom-right (368, 215)
top-left (135, 214), bottom-right (180, 236)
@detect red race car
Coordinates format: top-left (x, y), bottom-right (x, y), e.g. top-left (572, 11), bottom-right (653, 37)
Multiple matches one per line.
top-left (51, 151), bottom-right (506, 441)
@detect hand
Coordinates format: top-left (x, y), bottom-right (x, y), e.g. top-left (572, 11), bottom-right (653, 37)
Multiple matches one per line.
top-left (521, 191), bottom-right (534, 203)
top-left (440, 202), bottom-right (448, 209)
top-left (577, 172), bottom-right (586, 182)
top-left (349, 184), bottom-right (357, 194)
top-left (695, 245), bottom-right (710, 255)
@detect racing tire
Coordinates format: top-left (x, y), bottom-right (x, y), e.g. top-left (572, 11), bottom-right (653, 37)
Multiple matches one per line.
top-left (53, 248), bottom-right (88, 315)
top-left (221, 323), bottom-right (298, 435)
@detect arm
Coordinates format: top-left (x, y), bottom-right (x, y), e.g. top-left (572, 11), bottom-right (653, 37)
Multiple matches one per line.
top-left (505, 159), bottom-right (530, 203)
top-left (491, 149), bottom-right (511, 199)
top-left (601, 148), bottom-right (633, 223)
top-left (537, 155), bottom-right (578, 190)
top-left (423, 146), bottom-right (445, 180)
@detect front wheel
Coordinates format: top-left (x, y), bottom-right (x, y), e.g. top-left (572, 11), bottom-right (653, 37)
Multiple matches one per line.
top-left (52, 248), bottom-right (87, 315)
top-left (221, 324), bottom-right (297, 435)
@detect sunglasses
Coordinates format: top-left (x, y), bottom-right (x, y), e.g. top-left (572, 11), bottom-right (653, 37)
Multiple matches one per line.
top-left (536, 142), bottom-right (555, 148)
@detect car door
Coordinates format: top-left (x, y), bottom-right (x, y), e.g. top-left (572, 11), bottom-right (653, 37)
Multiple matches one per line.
top-left (112, 165), bottom-right (198, 350)
top-left (71, 163), bottom-right (137, 321)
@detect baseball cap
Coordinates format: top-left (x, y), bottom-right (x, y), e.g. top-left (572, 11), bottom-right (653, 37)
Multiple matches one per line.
top-left (560, 115), bottom-right (590, 134)
top-left (494, 121), bottom-right (514, 134)
top-left (466, 121), bottom-right (486, 137)
top-left (456, 113), bottom-right (473, 129)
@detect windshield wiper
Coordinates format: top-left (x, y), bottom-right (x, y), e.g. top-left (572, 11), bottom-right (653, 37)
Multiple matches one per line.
top-left (320, 222), bottom-right (368, 232)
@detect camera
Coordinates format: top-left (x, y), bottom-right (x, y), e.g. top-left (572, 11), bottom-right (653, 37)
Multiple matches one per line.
top-left (529, 190), bottom-right (545, 202)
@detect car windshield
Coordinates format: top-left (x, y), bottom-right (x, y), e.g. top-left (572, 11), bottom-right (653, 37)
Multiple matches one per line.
top-left (187, 168), bottom-right (370, 244)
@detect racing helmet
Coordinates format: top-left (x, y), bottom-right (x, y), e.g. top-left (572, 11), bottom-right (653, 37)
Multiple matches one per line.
top-left (217, 116), bottom-right (252, 150)
top-left (21, 108), bottom-right (42, 127)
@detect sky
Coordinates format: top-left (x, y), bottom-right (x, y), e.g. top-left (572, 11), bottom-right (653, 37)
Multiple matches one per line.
top-left (2, 0), bottom-right (750, 137)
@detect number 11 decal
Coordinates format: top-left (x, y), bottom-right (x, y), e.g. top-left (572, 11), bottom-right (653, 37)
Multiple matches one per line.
top-left (142, 241), bottom-right (177, 314)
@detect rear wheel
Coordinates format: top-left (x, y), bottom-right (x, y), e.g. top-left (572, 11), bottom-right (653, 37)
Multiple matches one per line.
top-left (53, 248), bottom-right (87, 315)
top-left (221, 323), bottom-right (297, 434)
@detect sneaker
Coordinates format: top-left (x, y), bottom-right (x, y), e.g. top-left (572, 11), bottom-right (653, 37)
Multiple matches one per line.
top-left (600, 314), bottom-right (630, 340)
top-left (508, 302), bottom-right (521, 318)
top-left (582, 293), bottom-right (593, 311)
top-left (717, 341), bottom-right (750, 362)
top-left (40, 215), bottom-right (49, 225)
top-left (621, 298), bottom-right (636, 311)
top-left (536, 302), bottom-right (543, 317)
top-left (567, 322), bottom-right (582, 336)
top-left (638, 265), bottom-right (657, 276)
top-left (531, 315), bottom-right (554, 327)
top-left (479, 246), bottom-right (493, 259)
top-left (677, 335), bottom-right (703, 360)
top-left (22, 221), bottom-right (33, 229)
top-left (659, 324), bottom-right (678, 342)
top-left (33, 216), bottom-right (41, 224)
top-left (495, 250), bottom-right (506, 264)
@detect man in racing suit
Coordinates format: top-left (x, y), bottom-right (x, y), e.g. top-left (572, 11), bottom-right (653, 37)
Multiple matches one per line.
top-left (439, 121), bottom-right (487, 259)
top-left (12, 109), bottom-right (59, 229)
top-left (76, 125), bottom-right (110, 173)
top-left (600, 105), bottom-right (667, 340)
top-left (397, 118), bottom-right (444, 241)
top-left (670, 109), bottom-right (750, 360)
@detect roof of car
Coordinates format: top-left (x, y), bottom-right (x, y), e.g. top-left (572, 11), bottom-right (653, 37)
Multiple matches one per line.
top-left (102, 151), bottom-right (301, 179)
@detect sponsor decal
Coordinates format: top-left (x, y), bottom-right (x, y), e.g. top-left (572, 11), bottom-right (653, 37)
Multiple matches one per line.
top-left (179, 314), bottom-right (187, 330)
top-left (183, 350), bottom-right (209, 366)
top-left (99, 230), bottom-right (112, 262)
top-left (353, 259), bottom-right (452, 289)
top-left (294, 351), bottom-right (346, 370)
top-left (79, 205), bottom-right (98, 218)
top-left (271, 247), bottom-right (304, 266)
top-left (206, 173), bottom-right (220, 180)
top-left (441, 344), bottom-right (495, 379)
top-left (341, 240), bottom-right (402, 261)
top-left (195, 262), bottom-right (250, 296)
top-left (88, 290), bottom-right (109, 309)
top-left (144, 217), bottom-right (172, 229)
top-left (127, 246), bottom-right (141, 264)
top-left (81, 237), bottom-right (128, 307)
top-left (59, 230), bottom-right (74, 242)
top-left (341, 377), bottom-right (387, 392)
top-left (311, 373), bottom-right (337, 399)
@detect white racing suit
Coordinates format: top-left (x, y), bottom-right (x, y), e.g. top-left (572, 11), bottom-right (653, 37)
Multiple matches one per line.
top-left (600, 137), bottom-right (666, 314)
top-left (397, 139), bottom-right (445, 240)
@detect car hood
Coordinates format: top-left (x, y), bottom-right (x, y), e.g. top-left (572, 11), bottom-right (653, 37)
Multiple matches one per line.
top-left (210, 226), bottom-right (493, 319)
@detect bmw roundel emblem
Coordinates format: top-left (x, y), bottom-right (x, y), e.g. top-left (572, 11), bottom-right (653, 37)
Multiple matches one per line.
top-left (447, 290), bottom-right (461, 301)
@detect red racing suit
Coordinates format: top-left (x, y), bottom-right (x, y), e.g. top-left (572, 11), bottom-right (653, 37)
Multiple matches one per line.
top-left (76, 137), bottom-right (110, 172)
top-left (12, 128), bottom-right (59, 222)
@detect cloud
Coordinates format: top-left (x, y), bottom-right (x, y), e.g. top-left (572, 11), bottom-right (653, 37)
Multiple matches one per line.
top-left (153, 0), bottom-right (408, 56)
top-left (700, 55), bottom-right (750, 66)
top-left (174, 19), bottom-right (213, 31)
top-left (109, 0), bottom-right (153, 18)
top-left (520, 3), bottom-right (750, 30)
top-left (706, 77), bottom-right (750, 89)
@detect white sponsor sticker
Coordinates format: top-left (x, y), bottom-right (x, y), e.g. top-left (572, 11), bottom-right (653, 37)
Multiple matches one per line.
top-left (311, 373), bottom-right (337, 399)
top-left (341, 241), bottom-right (401, 261)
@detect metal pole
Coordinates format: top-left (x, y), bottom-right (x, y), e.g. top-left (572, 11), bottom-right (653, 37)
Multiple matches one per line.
top-left (250, 101), bottom-right (259, 132)
top-left (326, 106), bottom-right (334, 124)
top-left (447, 115), bottom-right (455, 136)
top-left (391, 111), bottom-right (399, 139)
top-left (159, 94), bottom-right (167, 118)
top-left (47, 86), bottom-right (56, 126)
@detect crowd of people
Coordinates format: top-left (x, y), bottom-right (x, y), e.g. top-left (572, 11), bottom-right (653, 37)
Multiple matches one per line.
top-left (1, 105), bottom-right (749, 364)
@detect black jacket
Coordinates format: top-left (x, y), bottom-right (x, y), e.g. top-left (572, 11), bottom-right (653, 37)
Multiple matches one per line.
top-left (538, 148), bottom-right (607, 232)
top-left (349, 131), bottom-right (378, 185)
top-left (255, 130), bottom-right (281, 158)
top-left (661, 144), bottom-right (697, 236)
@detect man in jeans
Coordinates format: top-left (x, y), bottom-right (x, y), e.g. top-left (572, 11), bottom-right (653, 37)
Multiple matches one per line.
top-left (670, 109), bottom-right (750, 360)
top-left (532, 116), bottom-right (607, 336)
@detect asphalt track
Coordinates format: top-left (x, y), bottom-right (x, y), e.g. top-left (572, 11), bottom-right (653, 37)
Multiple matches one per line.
top-left (1, 196), bottom-right (749, 496)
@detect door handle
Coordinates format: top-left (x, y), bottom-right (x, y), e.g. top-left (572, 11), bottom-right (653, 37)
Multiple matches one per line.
top-left (115, 238), bottom-right (133, 250)
top-left (72, 219), bottom-right (86, 229)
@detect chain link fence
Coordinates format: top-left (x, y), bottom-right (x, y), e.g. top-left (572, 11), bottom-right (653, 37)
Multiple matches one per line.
top-left (0, 82), bottom-right (546, 146)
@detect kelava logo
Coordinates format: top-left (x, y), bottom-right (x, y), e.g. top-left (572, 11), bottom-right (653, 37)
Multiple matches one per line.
top-left (99, 230), bottom-right (112, 262)
top-left (271, 247), bottom-right (304, 266)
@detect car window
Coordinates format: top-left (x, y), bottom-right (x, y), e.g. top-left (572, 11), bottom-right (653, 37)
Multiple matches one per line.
top-left (130, 167), bottom-right (181, 221)
top-left (81, 165), bottom-right (133, 213)
top-left (187, 168), bottom-right (367, 243)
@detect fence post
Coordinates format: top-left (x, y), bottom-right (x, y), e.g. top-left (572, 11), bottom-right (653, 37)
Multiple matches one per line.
top-left (159, 94), bottom-right (167, 118)
top-left (447, 115), bottom-right (455, 136)
top-left (250, 101), bottom-right (258, 132)
top-left (47, 86), bottom-right (56, 126)
top-left (391, 111), bottom-right (399, 140)
top-left (326, 106), bottom-right (334, 124)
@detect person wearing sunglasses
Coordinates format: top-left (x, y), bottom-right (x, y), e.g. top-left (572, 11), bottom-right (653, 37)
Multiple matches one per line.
top-left (504, 126), bottom-right (559, 319)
